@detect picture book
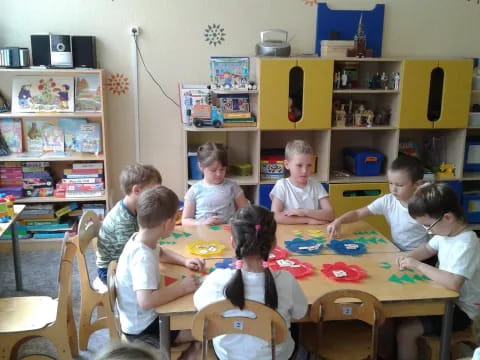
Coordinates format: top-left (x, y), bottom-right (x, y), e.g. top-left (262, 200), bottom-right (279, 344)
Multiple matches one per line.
top-left (12, 76), bottom-right (74, 113)
top-left (58, 118), bottom-right (87, 152)
top-left (75, 75), bottom-right (102, 112)
top-left (217, 94), bottom-right (250, 113)
top-left (77, 123), bottom-right (101, 153)
top-left (42, 123), bottom-right (64, 153)
top-left (179, 84), bottom-right (211, 125)
top-left (23, 119), bottom-right (59, 153)
top-left (0, 118), bottom-right (22, 153)
top-left (209, 57), bottom-right (249, 88)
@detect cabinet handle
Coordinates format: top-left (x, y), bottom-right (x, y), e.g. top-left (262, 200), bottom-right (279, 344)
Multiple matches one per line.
top-left (427, 67), bottom-right (445, 122)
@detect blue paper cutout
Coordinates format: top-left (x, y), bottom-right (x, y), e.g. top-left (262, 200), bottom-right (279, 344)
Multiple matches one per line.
top-left (285, 238), bottom-right (324, 255)
top-left (327, 239), bottom-right (367, 256)
top-left (214, 258), bottom-right (234, 269)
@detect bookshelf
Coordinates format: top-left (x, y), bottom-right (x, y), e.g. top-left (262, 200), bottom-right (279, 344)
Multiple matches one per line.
top-left (0, 68), bottom-right (109, 246)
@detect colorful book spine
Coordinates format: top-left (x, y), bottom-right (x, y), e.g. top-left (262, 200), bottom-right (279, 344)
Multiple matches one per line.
top-left (64, 168), bottom-right (103, 175)
top-left (62, 177), bottom-right (103, 184)
top-left (72, 162), bottom-right (103, 170)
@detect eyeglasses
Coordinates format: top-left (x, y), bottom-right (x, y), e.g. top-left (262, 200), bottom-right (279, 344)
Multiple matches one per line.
top-left (422, 215), bottom-right (444, 234)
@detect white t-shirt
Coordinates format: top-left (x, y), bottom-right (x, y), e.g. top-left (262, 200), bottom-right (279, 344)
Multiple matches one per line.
top-left (193, 269), bottom-right (308, 360)
top-left (367, 194), bottom-right (429, 251)
top-left (116, 233), bottom-right (161, 334)
top-left (473, 347), bottom-right (480, 360)
top-left (429, 231), bottom-right (480, 320)
top-left (269, 178), bottom-right (329, 211)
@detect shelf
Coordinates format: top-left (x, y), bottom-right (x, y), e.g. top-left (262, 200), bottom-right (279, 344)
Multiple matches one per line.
top-left (332, 126), bottom-right (397, 131)
top-left (0, 112), bottom-right (102, 118)
top-left (15, 195), bottom-right (106, 204)
top-left (471, 90), bottom-right (480, 94)
top-left (184, 126), bottom-right (258, 132)
top-left (332, 58), bottom-right (403, 62)
top-left (329, 175), bottom-right (388, 183)
top-left (0, 237), bottom-right (64, 252)
top-left (0, 68), bottom-right (102, 74)
top-left (462, 172), bottom-right (480, 181)
top-left (212, 89), bottom-right (258, 95)
top-left (467, 224), bottom-right (480, 231)
top-left (333, 89), bottom-right (399, 94)
top-left (188, 176), bottom-right (258, 186)
top-left (260, 179), bottom-right (278, 185)
top-left (0, 153), bottom-right (104, 162)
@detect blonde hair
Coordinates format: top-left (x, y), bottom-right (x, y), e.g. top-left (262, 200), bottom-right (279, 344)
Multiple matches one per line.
top-left (285, 140), bottom-right (313, 160)
top-left (120, 163), bottom-right (162, 195)
top-left (93, 341), bottom-right (162, 360)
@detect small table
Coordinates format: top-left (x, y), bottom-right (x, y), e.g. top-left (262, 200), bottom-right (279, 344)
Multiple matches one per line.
top-left (0, 204), bottom-right (26, 291)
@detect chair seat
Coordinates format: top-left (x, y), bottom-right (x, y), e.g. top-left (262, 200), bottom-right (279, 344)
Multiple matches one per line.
top-left (0, 297), bottom-right (58, 333)
top-left (315, 321), bottom-right (373, 360)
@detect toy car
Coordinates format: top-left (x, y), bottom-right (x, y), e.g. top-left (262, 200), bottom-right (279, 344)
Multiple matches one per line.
top-left (191, 104), bottom-right (224, 128)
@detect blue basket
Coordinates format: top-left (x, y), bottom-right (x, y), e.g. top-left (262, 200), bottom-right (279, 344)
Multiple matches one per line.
top-left (188, 152), bottom-right (202, 180)
top-left (343, 147), bottom-right (384, 176)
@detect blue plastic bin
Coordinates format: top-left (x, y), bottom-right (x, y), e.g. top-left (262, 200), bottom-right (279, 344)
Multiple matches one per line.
top-left (343, 147), bottom-right (384, 176)
top-left (463, 192), bottom-right (480, 223)
top-left (188, 152), bottom-right (202, 180)
top-left (464, 140), bottom-right (480, 171)
top-left (259, 184), bottom-right (275, 209)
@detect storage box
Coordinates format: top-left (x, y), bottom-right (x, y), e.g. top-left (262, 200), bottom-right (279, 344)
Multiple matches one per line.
top-left (469, 112), bottom-right (480, 127)
top-left (463, 192), bottom-right (480, 223)
top-left (229, 163), bottom-right (252, 176)
top-left (261, 155), bottom-right (285, 180)
top-left (320, 40), bottom-right (353, 58)
top-left (343, 147), bottom-right (384, 176)
top-left (187, 152), bottom-right (202, 180)
top-left (464, 141), bottom-right (480, 171)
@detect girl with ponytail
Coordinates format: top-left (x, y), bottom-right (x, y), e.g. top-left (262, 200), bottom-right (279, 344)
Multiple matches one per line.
top-left (194, 205), bottom-right (308, 360)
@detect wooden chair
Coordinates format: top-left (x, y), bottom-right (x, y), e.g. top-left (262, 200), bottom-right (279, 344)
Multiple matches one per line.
top-left (106, 260), bottom-right (124, 340)
top-left (74, 210), bottom-right (119, 350)
top-left (302, 289), bottom-right (385, 360)
top-left (0, 234), bottom-right (78, 360)
top-left (418, 325), bottom-right (478, 360)
top-left (191, 299), bottom-right (287, 360)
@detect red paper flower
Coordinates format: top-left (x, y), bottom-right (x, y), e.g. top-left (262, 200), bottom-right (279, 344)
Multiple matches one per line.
top-left (321, 262), bottom-right (367, 282)
top-left (269, 258), bottom-right (313, 279)
top-left (302, 0), bottom-right (319, 5)
top-left (268, 246), bottom-right (289, 261)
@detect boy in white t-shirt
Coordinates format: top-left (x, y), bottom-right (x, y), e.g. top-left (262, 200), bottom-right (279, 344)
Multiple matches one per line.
top-left (327, 155), bottom-right (429, 252)
top-left (270, 140), bottom-right (334, 225)
top-left (116, 185), bottom-right (205, 359)
top-left (396, 183), bottom-right (480, 360)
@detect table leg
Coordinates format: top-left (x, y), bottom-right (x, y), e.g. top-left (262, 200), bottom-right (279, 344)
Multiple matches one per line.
top-left (11, 221), bottom-right (23, 291)
top-left (159, 315), bottom-right (171, 360)
top-left (440, 301), bottom-right (453, 360)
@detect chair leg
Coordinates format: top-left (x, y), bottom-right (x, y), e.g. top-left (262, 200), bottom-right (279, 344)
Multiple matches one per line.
top-left (48, 333), bottom-right (73, 360)
top-left (78, 301), bottom-right (95, 350)
top-left (67, 304), bottom-right (79, 357)
top-left (0, 339), bottom-right (17, 360)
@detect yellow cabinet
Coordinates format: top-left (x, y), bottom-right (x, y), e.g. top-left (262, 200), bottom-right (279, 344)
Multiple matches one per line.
top-left (399, 60), bottom-right (438, 129)
top-left (258, 58), bottom-right (296, 130)
top-left (434, 60), bottom-right (472, 129)
top-left (295, 58), bottom-right (333, 130)
top-left (329, 183), bottom-right (391, 239)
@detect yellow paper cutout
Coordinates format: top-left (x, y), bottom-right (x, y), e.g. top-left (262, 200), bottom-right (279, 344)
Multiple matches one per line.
top-left (186, 240), bottom-right (225, 257)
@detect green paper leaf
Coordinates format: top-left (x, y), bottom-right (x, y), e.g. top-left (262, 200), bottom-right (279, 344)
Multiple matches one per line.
top-left (388, 274), bottom-right (403, 284)
top-left (378, 238), bottom-right (387, 243)
top-left (367, 237), bottom-right (377, 244)
top-left (171, 232), bottom-right (183, 239)
top-left (413, 274), bottom-right (424, 282)
top-left (379, 261), bottom-right (391, 269)
top-left (422, 275), bottom-right (431, 281)
top-left (355, 237), bottom-right (368, 244)
top-left (183, 232), bottom-right (192, 237)
top-left (400, 273), bottom-right (415, 283)
top-left (210, 225), bottom-right (221, 230)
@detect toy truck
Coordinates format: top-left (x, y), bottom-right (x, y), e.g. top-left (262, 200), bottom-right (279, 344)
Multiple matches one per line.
top-left (191, 104), bottom-right (224, 128)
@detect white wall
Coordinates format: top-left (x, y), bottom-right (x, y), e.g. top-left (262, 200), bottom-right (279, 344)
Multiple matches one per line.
top-left (1, 0), bottom-right (479, 202)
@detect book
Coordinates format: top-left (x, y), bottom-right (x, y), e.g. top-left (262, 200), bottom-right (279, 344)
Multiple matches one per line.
top-left (0, 118), bottom-right (22, 153)
top-left (62, 177), bottom-right (103, 184)
top-left (77, 123), bottom-right (101, 153)
top-left (72, 162), bottom-right (103, 170)
top-left (23, 119), bottom-right (63, 153)
top-left (55, 203), bottom-right (79, 218)
top-left (65, 190), bottom-right (104, 198)
top-left (58, 118), bottom-right (87, 152)
top-left (209, 57), bottom-right (249, 88)
top-left (63, 173), bottom-right (103, 179)
top-left (178, 84), bottom-right (211, 125)
top-left (217, 94), bottom-right (250, 113)
top-left (75, 74), bottom-right (102, 112)
top-left (41, 123), bottom-right (64, 153)
top-left (64, 168), bottom-right (103, 175)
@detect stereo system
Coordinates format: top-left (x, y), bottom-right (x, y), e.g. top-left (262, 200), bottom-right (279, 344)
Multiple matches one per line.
top-left (29, 34), bottom-right (97, 68)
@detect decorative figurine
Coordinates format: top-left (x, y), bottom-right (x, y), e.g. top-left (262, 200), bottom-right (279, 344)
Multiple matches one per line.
top-left (341, 70), bottom-right (349, 88)
top-left (393, 72), bottom-right (401, 90)
top-left (335, 104), bottom-right (346, 127)
top-left (354, 104), bottom-right (365, 127)
top-left (347, 14), bottom-right (374, 58)
top-left (436, 162), bottom-right (455, 178)
top-left (380, 72), bottom-right (388, 90)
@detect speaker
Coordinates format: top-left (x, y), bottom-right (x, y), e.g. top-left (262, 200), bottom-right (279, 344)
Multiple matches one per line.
top-left (50, 34), bottom-right (73, 68)
top-left (72, 36), bottom-right (97, 68)
top-left (31, 34), bottom-right (51, 66)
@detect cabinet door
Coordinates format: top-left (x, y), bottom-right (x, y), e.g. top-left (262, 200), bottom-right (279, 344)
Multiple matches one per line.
top-left (433, 60), bottom-right (472, 129)
top-left (329, 182), bottom-right (391, 239)
top-left (258, 58), bottom-right (297, 130)
top-left (399, 60), bottom-right (438, 129)
top-left (295, 58), bottom-right (333, 130)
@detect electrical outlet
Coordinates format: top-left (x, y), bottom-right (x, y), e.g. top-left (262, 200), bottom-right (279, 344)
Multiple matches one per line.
top-left (130, 26), bottom-right (140, 36)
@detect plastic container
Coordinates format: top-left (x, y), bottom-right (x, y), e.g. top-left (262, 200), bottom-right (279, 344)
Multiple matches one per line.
top-left (261, 155), bottom-right (285, 179)
top-left (343, 147), bottom-right (384, 176)
top-left (229, 163), bottom-right (252, 176)
top-left (464, 141), bottom-right (480, 171)
top-left (187, 152), bottom-right (202, 180)
top-left (463, 192), bottom-right (480, 223)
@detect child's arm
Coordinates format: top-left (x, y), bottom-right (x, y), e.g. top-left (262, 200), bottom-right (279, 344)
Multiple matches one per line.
top-left (326, 206), bottom-right (373, 239)
top-left (160, 247), bottom-right (205, 272)
top-left (271, 197), bottom-right (320, 224)
top-left (234, 192), bottom-right (249, 209)
top-left (181, 200), bottom-right (222, 225)
top-left (284, 197), bottom-right (334, 222)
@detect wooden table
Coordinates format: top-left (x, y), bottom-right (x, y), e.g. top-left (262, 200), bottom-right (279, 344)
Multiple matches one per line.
top-left (165, 221), bottom-right (398, 259)
top-left (0, 205), bottom-right (26, 291)
top-left (156, 252), bottom-right (457, 360)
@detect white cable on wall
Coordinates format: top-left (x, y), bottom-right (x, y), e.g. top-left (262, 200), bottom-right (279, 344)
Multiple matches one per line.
top-left (131, 30), bottom-right (140, 163)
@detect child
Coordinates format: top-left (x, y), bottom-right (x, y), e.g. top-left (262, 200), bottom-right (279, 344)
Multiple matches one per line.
top-left (270, 139), bottom-right (334, 224)
top-left (93, 341), bottom-right (163, 360)
top-left (194, 205), bottom-right (308, 360)
top-left (396, 183), bottom-right (480, 360)
top-left (327, 155), bottom-right (429, 252)
top-left (182, 142), bottom-right (249, 225)
top-left (116, 185), bottom-right (204, 359)
top-left (96, 163), bottom-right (162, 285)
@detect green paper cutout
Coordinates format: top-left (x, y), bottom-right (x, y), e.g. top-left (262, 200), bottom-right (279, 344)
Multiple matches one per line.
top-left (422, 275), bottom-right (431, 281)
top-left (388, 274), bottom-right (403, 284)
top-left (183, 232), bottom-right (192, 237)
top-left (181, 275), bottom-right (186, 279)
top-left (210, 225), bottom-right (221, 230)
top-left (367, 237), bottom-right (377, 244)
top-left (400, 273), bottom-right (415, 283)
top-left (208, 267), bottom-right (215, 273)
top-left (171, 232), bottom-right (183, 239)
top-left (413, 274), bottom-right (424, 282)
top-left (379, 261), bottom-right (391, 269)
top-left (312, 237), bottom-right (326, 243)
top-left (159, 241), bottom-right (165, 245)
top-left (377, 238), bottom-right (387, 243)
top-left (355, 237), bottom-right (368, 244)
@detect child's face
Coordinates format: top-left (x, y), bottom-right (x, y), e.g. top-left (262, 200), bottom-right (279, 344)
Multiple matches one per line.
top-left (415, 214), bottom-right (450, 236)
top-left (201, 161), bottom-right (226, 185)
top-left (387, 169), bottom-right (418, 203)
top-left (285, 153), bottom-right (313, 186)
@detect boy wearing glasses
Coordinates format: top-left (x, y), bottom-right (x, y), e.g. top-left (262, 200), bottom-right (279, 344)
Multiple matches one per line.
top-left (327, 155), bottom-right (429, 252)
top-left (395, 183), bottom-right (480, 360)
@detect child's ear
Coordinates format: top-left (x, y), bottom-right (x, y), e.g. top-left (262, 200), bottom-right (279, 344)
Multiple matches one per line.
top-left (443, 212), bottom-right (455, 224)
top-left (284, 159), bottom-right (290, 170)
top-left (132, 184), bottom-right (142, 196)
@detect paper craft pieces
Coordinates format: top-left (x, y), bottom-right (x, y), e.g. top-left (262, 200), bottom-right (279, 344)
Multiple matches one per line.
top-left (223, 225), bottom-right (231, 232)
top-left (215, 258), bottom-right (234, 269)
top-left (388, 273), bottom-right (431, 284)
top-left (268, 246), bottom-right (289, 261)
top-left (158, 240), bottom-right (177, 245)
top-left (285, 238), bottom-right (323, 255)
top-left (171, 232), bottom-right (183, 239)
top-left (186, 240), bottom-right (225, 257)
top-left (379, 261), bottom-right (392, 269)
top-left (269, 258), bottom-right (314, 279)
top-left (209, 225), bottom-right (221, 230)
top-left (328, 239), bottom-right (367, 256)
top-left (354, 231), bottom-right (378, 235)
top-left (183, 232), bottom-right (192, 237)
top-left (321, 262), bottom-right (367, 282)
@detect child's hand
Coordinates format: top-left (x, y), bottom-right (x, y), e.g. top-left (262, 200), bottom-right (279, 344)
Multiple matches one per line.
top-left (326, 221), bottom-right (340, 240)
top-left (202, 216), bottom-right (223, 225)
top-left (180, 275), bottom-right (200, 293)
top-left (397, 256), bottom-right (419, 271)
top-left (185, 258), bottom-right (206, 272)
top-left (283, 209), bottom-right (304, 217)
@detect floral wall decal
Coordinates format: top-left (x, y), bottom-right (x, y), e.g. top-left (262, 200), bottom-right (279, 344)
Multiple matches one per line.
top-left (204, 24), bottom-right (226, 47)
top-left (302, 0), bottom-right (319, 5)
top-left (106, 73), bottom-right (129, 95)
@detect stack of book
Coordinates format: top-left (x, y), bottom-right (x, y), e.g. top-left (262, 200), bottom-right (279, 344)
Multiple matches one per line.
top-left (22, 162), bottom-right (54, 197)
top-left (223, 112), bottom-right (256, 127)
top-left (55, 162), bottom-right (104, 198)
top-left (0, 162), bottom-right (24, 198)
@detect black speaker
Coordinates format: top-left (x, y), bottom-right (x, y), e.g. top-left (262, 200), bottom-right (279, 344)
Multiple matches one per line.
top-left (72, 36), bottom-right (97, 68)
top-left (31, 34), bottom-right (51, 66)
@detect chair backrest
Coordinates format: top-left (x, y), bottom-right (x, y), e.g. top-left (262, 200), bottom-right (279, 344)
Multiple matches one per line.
top-left (107, 261), bottom-right (122, 337)
top-left (56, 233), bottom-right (77, 322)
top-left (192, 299), bottom-right (287, 360)
top-left (74, 211), bottom-right (100, 289)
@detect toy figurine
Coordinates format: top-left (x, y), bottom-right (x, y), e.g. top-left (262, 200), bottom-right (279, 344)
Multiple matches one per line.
top-left (393, 72), bottom-right (401, 90)
top-left (436, 162), bottom-right (455, 178)
top-left (335, 104), bottom-right (346, 127)
top-left (341, 70), bottom-right (349, 88)
top-left (364, 108), bottom-right (374, 127)
top-left (354, 105), bottom-right (365, 127)
top-left (374, 106), bottom-right (392, 126)
top-left (335, 71), bottom-right (341, 89)
top-left (380, 72), bottom-right (388, 90)
top-left (288, 97), bottom-right (301, 122)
